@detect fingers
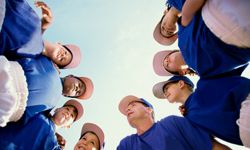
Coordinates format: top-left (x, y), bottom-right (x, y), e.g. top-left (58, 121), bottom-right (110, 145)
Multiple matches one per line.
top-left (178, 105), bottom-right (187, 115)
top-left (35, 1), bottom-right (52, 17)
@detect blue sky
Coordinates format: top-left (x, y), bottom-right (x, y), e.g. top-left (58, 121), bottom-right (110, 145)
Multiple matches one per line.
top-left (28, 0), bottom-right (250, 149)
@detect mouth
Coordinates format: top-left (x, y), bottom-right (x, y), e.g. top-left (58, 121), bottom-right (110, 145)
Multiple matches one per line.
top-left (127, 111), bottom-right (134, 116)
top-left (76, 145), bottom-right (85, 150)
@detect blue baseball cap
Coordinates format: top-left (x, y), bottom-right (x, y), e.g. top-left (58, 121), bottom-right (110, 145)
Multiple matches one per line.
top-left (153, 76), bottom-right (194, 99)
top-left (119, 95), bottom-right (154, 116)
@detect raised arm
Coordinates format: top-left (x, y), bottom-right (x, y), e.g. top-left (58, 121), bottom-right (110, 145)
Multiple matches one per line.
top-left (181, 0), bottom-right (206, 26)
top-left (35, 1), bottom-right (53, 33)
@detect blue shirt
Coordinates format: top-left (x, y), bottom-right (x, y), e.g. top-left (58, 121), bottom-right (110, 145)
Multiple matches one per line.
top-left (184, 76), bottom-right (250, 145)
top-left (18, 55), bottom-right (62, 119)
top-left (0, 0), bottom-right (44, 60)
top-left (117, 116), bottom-right (212, 150)
top-left (0, 112), bottom-right (61, 150)
top-left (168, 0), bottom-right (250, 78)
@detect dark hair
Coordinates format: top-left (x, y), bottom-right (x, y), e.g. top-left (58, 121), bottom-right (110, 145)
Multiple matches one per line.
top-left (166, 1), bottom-right (172, 11)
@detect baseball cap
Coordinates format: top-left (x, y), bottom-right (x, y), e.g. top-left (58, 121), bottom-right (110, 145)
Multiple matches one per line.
top-left (77, 77), bottom-right (94, 100)
top-left (153, 50), bottom-right (179, 76)
top-left (62, 44), bottom-right (81, 69)
top-left (80, 123), bottom-right (105, 150)
top-left (63, 99), bottom-right (84, 122)
top-left (153, 15), bottom-right (178, 46)
top-left (153, 76), bottom-right (194, 99)
top-left (119, 95), bottom-right (154, 116)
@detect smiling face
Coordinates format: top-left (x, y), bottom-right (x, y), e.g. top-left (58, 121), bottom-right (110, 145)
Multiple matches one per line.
top-left (163, 82), bottom-right (181, 103)
top-left (160, 8), bottom-right (179, 38)
top-left (52, 106), bottom-right (77, 128)
top-left (74, 132), bottom-right (100, 150)
top-left (63, 76), bottom-right (86, 97)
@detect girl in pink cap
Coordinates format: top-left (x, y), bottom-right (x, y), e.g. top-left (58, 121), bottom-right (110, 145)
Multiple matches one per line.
top-left (74, 123), bottom-right (105, 150)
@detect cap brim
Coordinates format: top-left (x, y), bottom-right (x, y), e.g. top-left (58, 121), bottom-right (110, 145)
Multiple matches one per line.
top-left (62, 44), bottom-right (81, 69)
top-left (153, 21), bottom-right (178, 46)
top-left (119, 95), bottom-right (141, 116)
top-left (77, 77), bottom-right (94, 99)
top-left (152, 81), bottom-right (172, 99)
top-left (64, 99), bottom-right (84, 122)
top-left (153, 50), bottom-right (174, 76)
top-left (81, 123), bottom-right (105, 149)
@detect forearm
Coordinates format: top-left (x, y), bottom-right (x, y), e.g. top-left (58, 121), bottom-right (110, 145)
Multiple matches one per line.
top-left (181, 0), bottom-right (206, 26)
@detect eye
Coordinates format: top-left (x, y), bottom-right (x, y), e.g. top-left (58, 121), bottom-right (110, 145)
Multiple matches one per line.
top-left (76, 91), bottom-right (80, 96)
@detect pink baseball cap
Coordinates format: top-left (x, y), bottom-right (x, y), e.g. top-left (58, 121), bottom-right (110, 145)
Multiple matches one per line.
top-left (153, 50), bottom-right (176, 76)
top-left (153, 15), bottom-right (178, 46)
top-left (63, 99), bottom-right (84, 122)
top-left (80, 123), bottom-right (105, 149)
top-left (119, 95), bottom-right (154, 116)
top-left (77, 77), bottom-right (94, 100)
top-left (62, 44), bottom-right (81, 69)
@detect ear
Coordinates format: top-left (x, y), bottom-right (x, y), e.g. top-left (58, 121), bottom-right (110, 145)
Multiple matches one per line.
top-left (178, 80), bottom-right (185, 89)
top-left (146, 107), bottom-right (153, 114)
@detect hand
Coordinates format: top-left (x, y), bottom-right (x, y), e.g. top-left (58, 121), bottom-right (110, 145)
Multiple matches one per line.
top-left (178, 105), bottom-right (187, 116)
top-left (35, 1), bottom-right (53, 33)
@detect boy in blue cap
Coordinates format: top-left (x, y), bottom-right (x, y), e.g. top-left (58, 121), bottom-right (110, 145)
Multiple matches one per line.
top-left (153, 75), bottom-right (250, 148)
top-left (116, 95), bottom-right (229, 150)
top-left (0, 99), bottom-right (84, 149)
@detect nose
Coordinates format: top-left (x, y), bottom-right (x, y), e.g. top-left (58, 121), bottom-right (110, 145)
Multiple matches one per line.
top-left (126, 105), bottom-right (131, 113)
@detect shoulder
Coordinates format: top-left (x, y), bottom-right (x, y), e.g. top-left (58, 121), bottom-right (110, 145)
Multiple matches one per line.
top-left (117, 134), bottom-right (137, 149)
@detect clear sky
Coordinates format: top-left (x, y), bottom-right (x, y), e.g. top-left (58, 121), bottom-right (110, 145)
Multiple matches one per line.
top-left (29, 0), bottom-right (250, 149)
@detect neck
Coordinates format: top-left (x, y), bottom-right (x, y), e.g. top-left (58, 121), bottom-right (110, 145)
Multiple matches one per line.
top-left (178, 90), bottom-right (192, 104)
top-left (42, 40), bottom-right (55, 58)
top-left (133, 118), bottom-right (154, 135)
top-left (51, 117), bottom-right (60, 130)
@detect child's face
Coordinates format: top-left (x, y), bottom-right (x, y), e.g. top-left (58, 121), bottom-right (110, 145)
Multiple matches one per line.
top-left (163, 51), bottom-right (187, 75)
top-left (160, 8), bottom-right (178, 38)
top-left (74, 132), bottom-right (100, 150)
top-left (51, 43), bottom-right (72, 67)
top-left (163, 82), bottom-right (181, 103)
top-left (53, 106), bottom-right (77, 127)
top-left (63, 76), bottom-right (85, 97)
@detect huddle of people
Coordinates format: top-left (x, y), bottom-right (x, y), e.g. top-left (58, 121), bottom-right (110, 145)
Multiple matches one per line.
top-left (0, 0), bottom-right (105, 149)
top-left (0, 0), bottom-right (250, 149)
top-left (117, 0), bottom-right (250, 150)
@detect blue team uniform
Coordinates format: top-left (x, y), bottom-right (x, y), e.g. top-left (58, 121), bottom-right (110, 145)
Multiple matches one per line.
top-left (0, 112), bottom-right (61, 150)
top-left (17, 55), bottom-right (62, 119)
top-left (0, 0), bottom-right (44, 60)
top-left (117, 116), bottom-right (212, 150)
top-left (184, 76), bottom-right (250, 145)
top-left (168, 0), bottom-right (250, 78)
